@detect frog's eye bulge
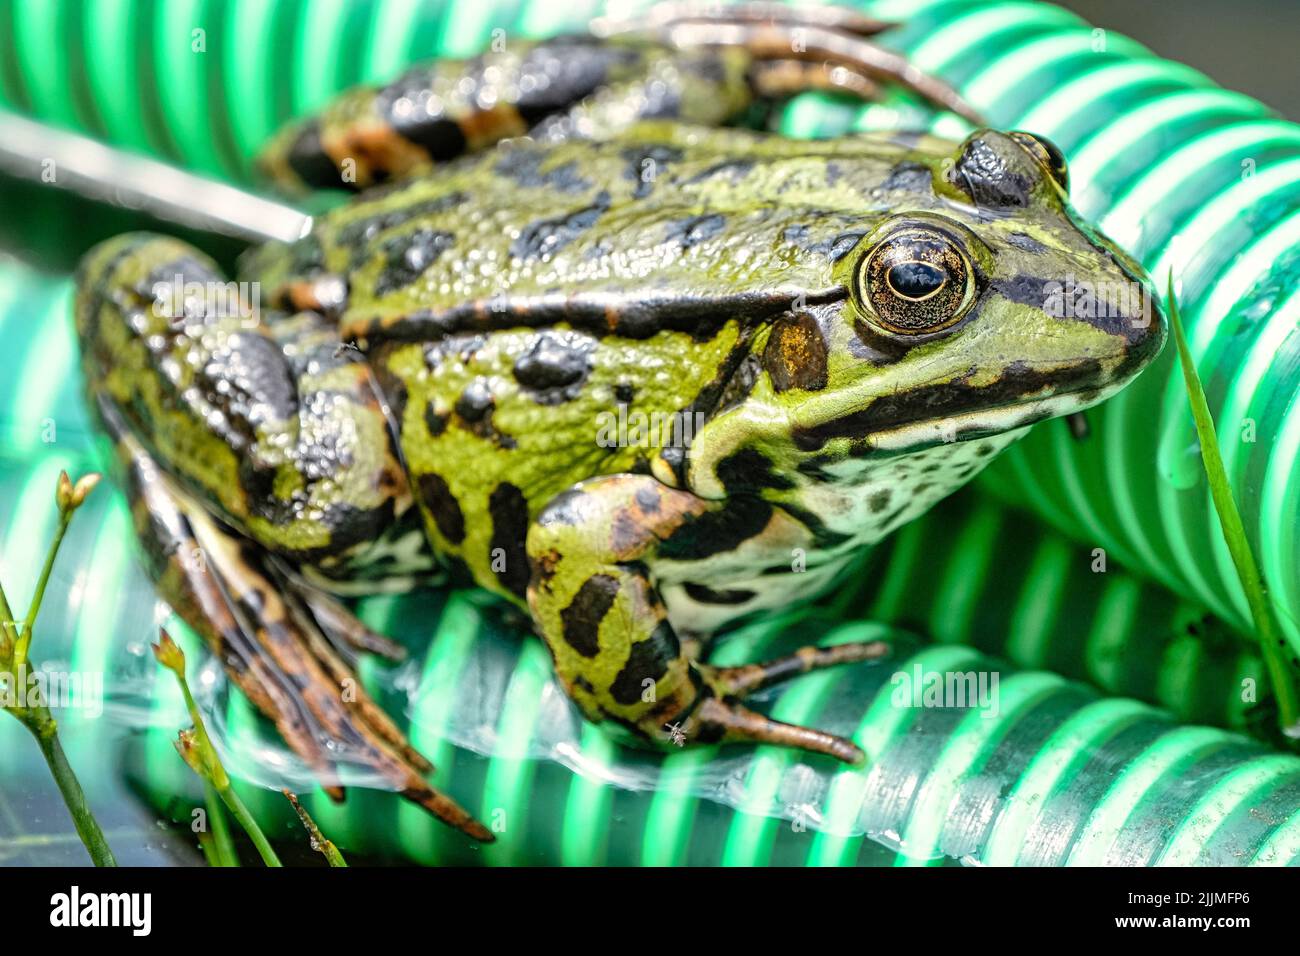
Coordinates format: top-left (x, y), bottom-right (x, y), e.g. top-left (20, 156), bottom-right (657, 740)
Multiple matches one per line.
top-left (855, 227), bottom-right (977, 335)
top-left (1008, 130), bottom-right (1070, 194)
top-left (944, 128), bottom-right (1069, 210)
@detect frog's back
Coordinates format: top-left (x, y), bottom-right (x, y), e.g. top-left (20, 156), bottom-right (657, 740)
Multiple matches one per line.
top-left (255, 123), bottom-right (954, 344)
top-left (238, 124), bottom-right (951, 600)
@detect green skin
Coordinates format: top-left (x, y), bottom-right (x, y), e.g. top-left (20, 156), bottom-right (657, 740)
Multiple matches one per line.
top-left (73, 26), bottom-right (1165, 840)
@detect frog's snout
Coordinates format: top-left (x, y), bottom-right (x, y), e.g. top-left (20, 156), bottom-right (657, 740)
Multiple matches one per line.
top-left (1028, 250), bottom-right (1167, 418)
top-left (1128, 281), bottom-right (1167, 374)
top-left (1090, 232), bottom-right (1169, 385)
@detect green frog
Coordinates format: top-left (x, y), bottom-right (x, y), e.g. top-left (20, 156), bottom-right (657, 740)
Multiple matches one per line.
top-left (73, 3), bottom-right (1164, 842)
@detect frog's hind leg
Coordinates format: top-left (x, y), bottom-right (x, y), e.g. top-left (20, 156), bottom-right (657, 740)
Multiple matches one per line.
top-left (75, 233), bottom-right (429, 582)
top-left (103, 401), bottom-right (491, 840)
top-left (76, 233), bottom-right (491, 840)
top-left (527, 475), bottom-right (889, 765)
top-left (592, 2), bottom-right (897, 38)
top-left (595, 0), bottom-right (983, 124)
top-left (256, 31), bottom-right (759, 194)
top-left (257, 1), bottom-right (978, 196)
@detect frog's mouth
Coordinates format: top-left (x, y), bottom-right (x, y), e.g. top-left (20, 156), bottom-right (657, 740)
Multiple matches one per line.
top-left (792, 352), bottom-right (1131, 455)
top-left (855, 388), bottom-right (1100, 456)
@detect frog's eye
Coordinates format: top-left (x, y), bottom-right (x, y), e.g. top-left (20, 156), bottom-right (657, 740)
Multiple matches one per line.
top-left (1009, 131), bottom-right (1069, 193)
top-left (856, 228), bottom-right (976, 336)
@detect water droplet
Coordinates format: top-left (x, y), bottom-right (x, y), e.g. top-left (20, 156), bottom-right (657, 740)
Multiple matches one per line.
top-left (1158, 427), bottom-right (1204, 491)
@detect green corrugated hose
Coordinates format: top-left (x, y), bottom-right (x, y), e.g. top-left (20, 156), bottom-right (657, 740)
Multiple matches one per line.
top-left (0, 0), bottom-right (1298, 865)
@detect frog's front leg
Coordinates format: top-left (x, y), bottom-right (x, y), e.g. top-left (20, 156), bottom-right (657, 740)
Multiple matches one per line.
top-left (527, 475), bottom-right (887, 762)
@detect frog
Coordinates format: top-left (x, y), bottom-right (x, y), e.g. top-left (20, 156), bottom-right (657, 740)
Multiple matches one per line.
top-left (73, 3), bottom-right (1165, 842)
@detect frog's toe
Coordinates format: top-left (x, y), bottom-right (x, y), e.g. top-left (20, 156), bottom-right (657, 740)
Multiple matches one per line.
top-left (405, 786), bottom-right (494, 843)
top-left (592, 1), bottom-right (895, 39)
top-left (707, 640), bottom-right (891, 698)
top-left (690, 696), bottom-right (866, 766)
top-left (599, 0), bottom-right (982, 124)
top-left (286, 581), bottom-right (408, 664)
top-left (680, 638), bottom-right (892, 764)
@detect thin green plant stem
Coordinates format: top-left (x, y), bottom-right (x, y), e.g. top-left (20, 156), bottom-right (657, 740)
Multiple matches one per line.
top-left (1, 471), bottom-right (116, 865)
top-left (28, 719), bottom-right (117, 866)
top-left (196, 829), bottom-right (222, 866)
top-left (13, 512), bottom-right (70, 670)
top-left (284, 790), bottom-right (347, 866)
top-left (202, 779), bottom-right (239, 867)
top-left (0, 576), bottom-right (16, 653)
top-left (219, 784), bottom-right (281, 866)
top-left (155, 632), bottom-right (282, 866)
top-left (1166, 276), bottom-right (1300, 735)
top-left (0, 577), bottom-right (13, 624)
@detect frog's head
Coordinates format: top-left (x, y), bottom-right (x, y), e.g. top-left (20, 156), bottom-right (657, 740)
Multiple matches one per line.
top-left (778, 128), bottom-right (1166, 458)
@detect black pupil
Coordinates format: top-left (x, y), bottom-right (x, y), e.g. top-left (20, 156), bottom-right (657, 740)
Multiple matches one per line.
top-left (888, 261), bottom-right (946, 299)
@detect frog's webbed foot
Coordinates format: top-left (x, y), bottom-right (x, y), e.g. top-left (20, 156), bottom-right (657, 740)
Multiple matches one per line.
top-left (284, 580), bottom-right (408, 663)
top-left (593, 0), bottom-right (984, 124)
top-left (681, 642), bottom-right (891, 764)
top-left (104, 403), bottom-right (491, 842)
top-left (527, 475), bottom-right (888, 766)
